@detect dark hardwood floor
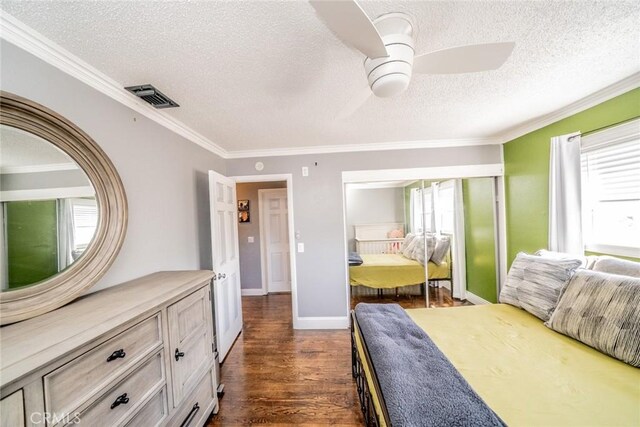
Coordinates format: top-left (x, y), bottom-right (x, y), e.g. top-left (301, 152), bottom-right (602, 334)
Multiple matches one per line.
top-left (208, 288), bottom-right (468, 426)
top-left (208, 294), bottom-right (363, 426)
top-left (351, 285), bottom-right (472, 310)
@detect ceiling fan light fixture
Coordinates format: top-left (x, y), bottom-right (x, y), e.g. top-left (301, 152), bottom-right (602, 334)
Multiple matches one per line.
top-left (364, 17), bottom-right (415, 98)
top-left (371, 73), bottom-right (411, 98)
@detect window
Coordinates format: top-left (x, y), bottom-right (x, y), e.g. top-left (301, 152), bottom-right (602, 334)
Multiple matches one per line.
top-left (437, 181), bottom-right (455, 234)
top-left (410, 186), bottom-right (433, 233)
top-left (581, 119), bottom-right (640, 257)
top-left (70, 198), bottom-right (98, 252)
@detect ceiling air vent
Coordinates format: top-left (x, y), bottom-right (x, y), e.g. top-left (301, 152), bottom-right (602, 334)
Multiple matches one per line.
top-left (125, 84), bottom-right (179, 109)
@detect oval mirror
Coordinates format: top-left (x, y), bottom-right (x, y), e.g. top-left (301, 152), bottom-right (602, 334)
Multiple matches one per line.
top-left (0, 92), bottom-right (127, 324)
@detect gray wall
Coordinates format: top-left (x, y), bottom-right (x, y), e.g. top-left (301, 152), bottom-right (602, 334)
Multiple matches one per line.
top-left (236, 181), bottom-right (287, 290)
top-left (345, 187), bottom-right (405, 252)
top-left (1, 41), bottom-right (226, 292)
top-left (226, 146), bottom-right (501, 317)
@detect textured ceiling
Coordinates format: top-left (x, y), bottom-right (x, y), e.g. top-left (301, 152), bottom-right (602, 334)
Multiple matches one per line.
top-left (1, 1), bottom-right (639, 154)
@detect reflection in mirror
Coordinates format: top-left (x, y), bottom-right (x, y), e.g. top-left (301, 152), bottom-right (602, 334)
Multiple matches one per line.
top-left (0, 125), bottom-right (97, 291)
top-left (346, 177), bottom-right (499, 310)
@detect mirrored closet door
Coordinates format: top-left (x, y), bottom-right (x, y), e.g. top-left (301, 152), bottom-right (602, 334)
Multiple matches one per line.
top-left (346, 177), bottom-right (500, 310)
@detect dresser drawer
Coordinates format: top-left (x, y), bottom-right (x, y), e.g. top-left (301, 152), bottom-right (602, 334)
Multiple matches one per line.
top-left (44, 313), bottom-right (162, 418)
top-left (74, 351), bottom-right (165, 427)
top-left (170, 369), bottom-right (217, 427)
top-left (1, 389), bottom-right (25, 427)
top-left (124, 387), bottom-right (168, 427)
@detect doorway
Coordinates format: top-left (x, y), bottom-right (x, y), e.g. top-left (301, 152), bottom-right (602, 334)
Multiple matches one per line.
top-left (232, 174), bottom-right (299, 325)
top-left (259, 189), bottom-right (291, 293)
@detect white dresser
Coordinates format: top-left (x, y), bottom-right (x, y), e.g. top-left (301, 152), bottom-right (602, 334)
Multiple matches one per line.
top-left (0, 271), bottom-right (219, 427)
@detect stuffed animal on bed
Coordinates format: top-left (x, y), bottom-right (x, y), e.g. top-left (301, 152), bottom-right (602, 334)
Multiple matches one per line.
top-left (387, 229), bottom-right (404, 238)
top-left (388, 229), bottom-right (405, 252)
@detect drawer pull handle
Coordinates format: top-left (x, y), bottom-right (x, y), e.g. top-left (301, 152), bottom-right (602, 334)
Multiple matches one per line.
top-left (106, 349), bottom-right (126, 362)
top-left (175, 348), bottom-right (185, 361)
top-left (180, 403), bottom-right (200, 427)
top-left (110, 393), bottom-right (130, 409)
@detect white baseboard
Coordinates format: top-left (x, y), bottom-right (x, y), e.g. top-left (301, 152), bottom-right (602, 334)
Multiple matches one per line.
top-left (294, 316), bottom-right (349, 330)
top-left (465, 291), bottom-right (492, 305)
top-left (241, 288), bottom-right (266, 296)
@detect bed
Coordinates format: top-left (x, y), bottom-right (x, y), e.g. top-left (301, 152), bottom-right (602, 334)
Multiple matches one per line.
top-left (351, 251), bottom-right (640, 427)
top-left (351, 304), bottom-right (640, 427)
top-left (350, 224), bottom-right (453, 294)
top-left (349, 253), bottom-right (451, 289)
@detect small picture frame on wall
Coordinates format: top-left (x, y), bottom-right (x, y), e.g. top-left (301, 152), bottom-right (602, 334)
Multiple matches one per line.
top-left (238, 200), bottom-right (249, 211)
top-left (238, 211), bottom-right (250, 223)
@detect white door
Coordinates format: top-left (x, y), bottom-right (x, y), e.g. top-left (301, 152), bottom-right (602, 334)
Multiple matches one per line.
top-left (208, 170), bottom-right (242, 362)
top-left (259, 189), bottom-right (291, 293)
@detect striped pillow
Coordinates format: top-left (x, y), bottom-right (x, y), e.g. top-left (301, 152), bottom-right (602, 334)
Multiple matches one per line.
top-left (547, 270), bottom-right (640, 367)
top-left (500, 252), bottom-right (581, 320)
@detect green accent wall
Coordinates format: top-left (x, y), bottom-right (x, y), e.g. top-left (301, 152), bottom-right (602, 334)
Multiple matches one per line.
top-left (6, 200), bottom-right (59, 288)
top-left (463, 178), bottom-right (498, 302)
top-left (504, 88), bottom-right (640, 267)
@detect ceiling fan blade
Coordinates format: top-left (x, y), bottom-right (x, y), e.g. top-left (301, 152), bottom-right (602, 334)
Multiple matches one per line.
top-left (414, 42), bottom-right (515, 74)
top-left (309, 0), bottom-right (388, 59)
top-left (336, 86), bottom-right (372, 120)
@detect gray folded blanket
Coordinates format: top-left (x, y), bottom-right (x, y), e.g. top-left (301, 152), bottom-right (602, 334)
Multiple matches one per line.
top-left (354, 303), bottom-right (505, 427)
top-left (349, 251), bottom-right (364, 266)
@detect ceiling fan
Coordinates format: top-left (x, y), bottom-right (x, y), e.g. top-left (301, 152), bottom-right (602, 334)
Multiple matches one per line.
top-left (309, 0), bottom-right (515, 116)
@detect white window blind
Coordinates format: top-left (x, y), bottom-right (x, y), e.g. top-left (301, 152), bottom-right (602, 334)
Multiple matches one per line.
top-left (581, 119), bottom-right (640, 257)
top-left (71, 198), bottom-right (98, 251)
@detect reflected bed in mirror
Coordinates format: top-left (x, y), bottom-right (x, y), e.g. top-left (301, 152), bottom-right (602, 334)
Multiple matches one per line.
top-left (0, 92), bottom-right (127, 324)
top-left (0, 125), bottom-right (99, 290)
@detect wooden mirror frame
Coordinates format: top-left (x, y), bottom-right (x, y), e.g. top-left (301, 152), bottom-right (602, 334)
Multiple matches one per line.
top-left (0, 92), bottom-right (128, 325)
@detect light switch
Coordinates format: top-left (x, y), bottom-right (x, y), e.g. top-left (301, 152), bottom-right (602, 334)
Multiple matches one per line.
top-left (297, 243), bottom-right (305, 253)
top-left (302, 166), bottom-right (309, 177)
top-left (248, 236), bottom-right (254, 243)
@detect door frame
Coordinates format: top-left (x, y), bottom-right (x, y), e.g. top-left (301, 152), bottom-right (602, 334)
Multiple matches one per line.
top-left (342, 163), bottom-right (506, 318)
top-left (232, 174), bottom-right (298, 326)
top-left (258, 188), bottom-right (290, 294)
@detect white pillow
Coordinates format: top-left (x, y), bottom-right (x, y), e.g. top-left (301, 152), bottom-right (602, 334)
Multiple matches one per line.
top-left (402, 234), bottom-right (421, 259)
top-left (401, 234), bottom-right (417, 258)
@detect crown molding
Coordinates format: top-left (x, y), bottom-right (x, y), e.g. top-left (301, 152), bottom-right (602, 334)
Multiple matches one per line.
top-left (225, 137), bottom-right (501, 159)
top-left (0, 11), bottom-right (227, 158)
top-left (497, 72), bottom-right (640, 144)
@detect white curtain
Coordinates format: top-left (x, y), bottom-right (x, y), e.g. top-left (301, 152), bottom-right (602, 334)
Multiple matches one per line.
top-left (57, 199), bottom-right (75, 271)
top-left (549, 133), bottom-right (583, 254)
top-left (451, 179), bottom-right (467, 299)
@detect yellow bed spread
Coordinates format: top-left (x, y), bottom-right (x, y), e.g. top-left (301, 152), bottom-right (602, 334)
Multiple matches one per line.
top-left (404, 304), bottom-right (640, 426)
top-left (349, 254), bottom-right (449, 288)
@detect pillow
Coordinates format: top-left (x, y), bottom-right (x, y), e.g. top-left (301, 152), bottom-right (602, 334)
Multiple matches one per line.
top-left (401, 234), bottom-right (419, 258)
top-left (535, 249), bottom-right (588, 268)
top-left (430, 236), bottom-right (450, 265)
top-left (546, 270), bottom-right (640, 367)
top-left (499, 252), bottom-right (581, 319)
top-left (592, 256), bottom-right (640, 278)
top-left (409, 235), bottom-right (436, 264)
top-left (401, 233), bottom-right (415, 258)
top-left (413, 237), bottom-right (426, 264)
top-left (518, 256), bottom-right (582, 321)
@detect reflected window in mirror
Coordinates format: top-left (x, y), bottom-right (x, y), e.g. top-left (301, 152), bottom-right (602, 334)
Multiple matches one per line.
top-left (0, 124), bottom-right (97, 291)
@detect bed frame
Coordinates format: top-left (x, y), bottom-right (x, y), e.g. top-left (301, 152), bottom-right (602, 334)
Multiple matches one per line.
top-left (350, 311), bottom-right (390, 426)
